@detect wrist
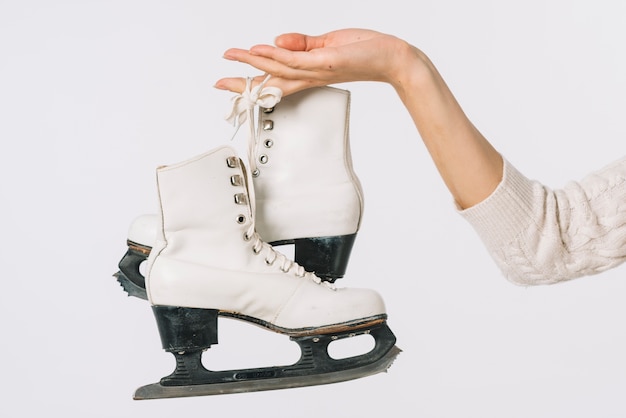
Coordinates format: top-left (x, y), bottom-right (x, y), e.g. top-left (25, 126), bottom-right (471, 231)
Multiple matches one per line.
top-left (386, 41), bottom-right (433, 97)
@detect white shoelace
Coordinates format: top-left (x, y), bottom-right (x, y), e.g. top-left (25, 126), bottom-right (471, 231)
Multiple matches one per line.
top-left (225, 74), bottom-right (282, 177)
top-left (242, 194), bottom-right (335, 288)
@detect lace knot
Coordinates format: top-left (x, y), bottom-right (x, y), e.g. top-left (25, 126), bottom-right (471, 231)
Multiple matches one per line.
top-left (224, 74), bottom-right (283, 178)
top-left (225, 75), bottom-right (282, 130)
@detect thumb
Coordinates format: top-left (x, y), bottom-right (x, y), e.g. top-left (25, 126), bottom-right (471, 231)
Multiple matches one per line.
top-left (275, 32), bottom-right (314, 51)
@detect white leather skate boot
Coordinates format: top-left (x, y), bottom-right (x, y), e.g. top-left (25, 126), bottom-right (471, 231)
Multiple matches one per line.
top-left (253, 86), bottom-right (363, 281)
top-left (115, 86), bottom-right (363, 300)
top-left (134, 145), bottom-right (399, 399)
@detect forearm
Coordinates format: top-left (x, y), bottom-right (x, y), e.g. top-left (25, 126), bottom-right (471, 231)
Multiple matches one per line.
top-left (389, 44), bottom-right (503, 209)
top-left (461, 157), bottom-right (626, 285)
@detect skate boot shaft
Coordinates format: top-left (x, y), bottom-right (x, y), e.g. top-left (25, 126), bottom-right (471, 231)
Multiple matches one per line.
top-left (254, 86), bottom-right (364, 243)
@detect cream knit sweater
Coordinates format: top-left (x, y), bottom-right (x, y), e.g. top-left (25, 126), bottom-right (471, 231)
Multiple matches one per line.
top-left (460, 157), bottom-right (626, 285)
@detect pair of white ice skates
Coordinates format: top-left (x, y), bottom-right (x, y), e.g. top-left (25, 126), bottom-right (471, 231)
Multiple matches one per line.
top-left (114, 86), bottom-right (400, 399)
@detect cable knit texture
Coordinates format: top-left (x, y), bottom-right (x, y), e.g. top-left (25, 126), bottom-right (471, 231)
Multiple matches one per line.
top-left (459, 156), bottom-right (626, 286)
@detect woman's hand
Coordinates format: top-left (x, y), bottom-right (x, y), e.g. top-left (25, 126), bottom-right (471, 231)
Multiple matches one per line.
top-left (214, 28), bottom-right (413, 95)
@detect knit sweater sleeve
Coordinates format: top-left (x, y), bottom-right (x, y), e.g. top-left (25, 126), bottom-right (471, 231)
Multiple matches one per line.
top-left (459, 156), bottom-right (626, 285)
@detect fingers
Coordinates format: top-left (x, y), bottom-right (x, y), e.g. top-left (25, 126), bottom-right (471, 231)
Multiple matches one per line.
top-left (222, 47), bottom-right (261, 62)
top-left (213, 77), bottom-right (248, 93)
top-left (214, 75), bottom-right (320, 97)
top-left (224, 46), bottom-right (288, 72)
top-left (224, 45), bottom-right (321, 82)
top-left (217, 30), bottom-right (366, 96)
top-left (268, 79), bottom-right (319, 96)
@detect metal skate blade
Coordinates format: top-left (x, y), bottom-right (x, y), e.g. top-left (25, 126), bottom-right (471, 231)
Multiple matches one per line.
top-left (113, 271), bottom-right (148, 300)
top-left (133, 345), bottom-right (401, 400)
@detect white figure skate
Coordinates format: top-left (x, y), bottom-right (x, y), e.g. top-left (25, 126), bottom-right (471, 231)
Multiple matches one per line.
top-left (132, 146), bottom-right (399, 399)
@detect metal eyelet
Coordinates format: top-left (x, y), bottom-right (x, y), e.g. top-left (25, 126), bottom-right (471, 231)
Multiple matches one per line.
top-left (253, 246), bottom-right (261, 254)
top-left (252, 169), bottom-right (260, 178)
top-left (262, 120), bottom-right (274, 131)
top-left (259, 155), bottom-right (268, 164)
top-left (265, 258), bottom-right (275, 266)
top-left (262, 107), bottom-right (274, 114)
top-left (226, 156), bottom-right (238, 168)
top-left (243, 232), bottom-right (251, 241)
top-left (236, 214), bottom-right (246, 224)
top-left (234, 193), bottom-right (248, 205)
top-left (264, 139), bottom-right (273, 148)
top-left (230, 175), bottom-right (243, 186)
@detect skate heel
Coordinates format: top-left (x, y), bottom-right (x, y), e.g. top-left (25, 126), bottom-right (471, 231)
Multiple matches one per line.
top-left (152, 305), bottom-right (219, 353)
top-left (294, 233), bottom-right (357, 282)
top-left (151, 306), bottom-right (219, 387)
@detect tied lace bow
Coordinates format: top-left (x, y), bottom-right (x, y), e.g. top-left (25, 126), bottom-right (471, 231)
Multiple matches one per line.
top-left (224, 75), bottom-right (282, 178)
top-left (225, 75), bottom-right (282, 135)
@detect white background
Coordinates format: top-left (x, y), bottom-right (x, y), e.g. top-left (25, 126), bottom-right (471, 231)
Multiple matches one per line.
top-left (2, 1), bottom-right (626, 417)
